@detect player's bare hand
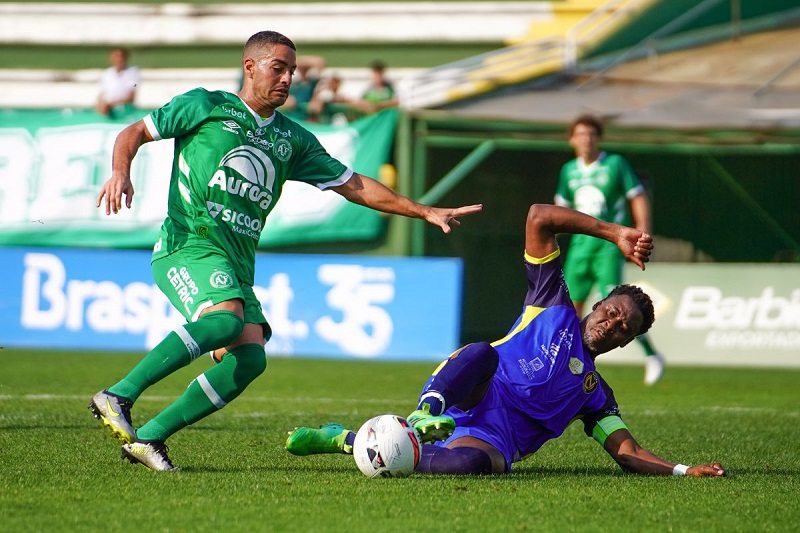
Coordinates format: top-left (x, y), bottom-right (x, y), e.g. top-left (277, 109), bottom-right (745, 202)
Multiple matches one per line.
top-left (96, 173), bottom-right (135, 215)
top-left (617, 227), bottom-right (652, 270)
top-left (424, 204), bottom-right (483, 233)
top-left (687, 463), bottom-right (725, 477)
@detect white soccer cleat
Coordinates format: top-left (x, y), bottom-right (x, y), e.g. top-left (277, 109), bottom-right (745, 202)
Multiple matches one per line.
top-left (89, 390), bottom-right (136, 444)
top-left (121, 441), bottom-right (177, 471)
top-left (644, 353), bottom-right (666, 386)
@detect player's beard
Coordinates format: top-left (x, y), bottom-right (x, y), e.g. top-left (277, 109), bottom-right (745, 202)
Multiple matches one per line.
top-left (582, 329), bottom-right (597, 354)
top-left (581, 325), bottom-right (604, 356)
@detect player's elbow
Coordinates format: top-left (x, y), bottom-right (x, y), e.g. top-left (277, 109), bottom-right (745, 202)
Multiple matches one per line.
top-left (526, 204), bottom-right (551, 226)
top-left (526, 203), bottom-right (560, 230)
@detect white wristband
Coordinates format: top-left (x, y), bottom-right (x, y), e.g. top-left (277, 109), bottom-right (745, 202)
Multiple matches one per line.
top-left (672, 464), bottom-right (689, 476)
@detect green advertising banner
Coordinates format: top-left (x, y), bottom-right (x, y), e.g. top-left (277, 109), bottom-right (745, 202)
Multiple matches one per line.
top-left (0, 107), bottom-right (398, 248)
top-left (597, 263), bottom-right (800, 368)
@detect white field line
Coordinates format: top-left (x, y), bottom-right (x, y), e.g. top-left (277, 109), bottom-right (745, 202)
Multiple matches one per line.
top-left (0, 394), bottom-right (402, 404)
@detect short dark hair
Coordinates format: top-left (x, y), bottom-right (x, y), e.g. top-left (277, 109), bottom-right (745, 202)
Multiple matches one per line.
top-left (569, 114), bottom-right (603, 137)
top-left (110, 47), bottom-right (129, 58)
top-left (369, 60), bottom-right (386, 71)
top-left (243, 31), bottom-right (296, 58)
top-left (607, 284), bottom-right (655, 335)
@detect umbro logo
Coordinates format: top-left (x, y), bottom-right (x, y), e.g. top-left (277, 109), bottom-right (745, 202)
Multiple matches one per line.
top-left (222, 120), bottom-right (241, 134)
top-left (207, 201), bottom-right (224, 218)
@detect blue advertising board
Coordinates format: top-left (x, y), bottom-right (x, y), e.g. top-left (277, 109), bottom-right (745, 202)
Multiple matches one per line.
top-left (0, 247), bottom-right (462, 361)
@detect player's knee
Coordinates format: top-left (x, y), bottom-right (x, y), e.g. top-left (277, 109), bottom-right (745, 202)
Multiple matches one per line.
top-left (200, 310), bottom-right (244, 347)
top-left (463, 342), bottom-right (499, 374)
top-left (452, 446), bottom-right (494, 474)
top-left (230, 343), bottom-right (267, 386)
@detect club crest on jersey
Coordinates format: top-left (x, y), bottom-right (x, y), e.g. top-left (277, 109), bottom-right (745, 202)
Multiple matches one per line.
top-left (210, 270), bottom-right (233, 289)
top-left (583, 371), bottom-right (599, 393)
top-left (569, 357), bottom-right (584, 375)
top-left (273, 138), bottom-right (292, 162)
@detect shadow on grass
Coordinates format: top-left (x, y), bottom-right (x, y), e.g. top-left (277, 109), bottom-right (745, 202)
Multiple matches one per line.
top-left (506, 465), bottom-right (798, 478)
top-left (109, 461), bottom-right (800, 478)
top-left (505, 465), bottom-right (619, 477)
top-left (178, 462), bottom-right (356, 474)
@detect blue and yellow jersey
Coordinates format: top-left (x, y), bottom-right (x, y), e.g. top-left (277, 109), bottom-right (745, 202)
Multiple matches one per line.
top-left (488, 249), bottom-right (623, 461)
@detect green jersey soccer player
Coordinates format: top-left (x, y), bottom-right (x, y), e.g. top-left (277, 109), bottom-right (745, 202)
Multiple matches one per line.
top-left (555, 114), bottom-right (665, 385)
top-left (91, 30), bottom-right (482, 471)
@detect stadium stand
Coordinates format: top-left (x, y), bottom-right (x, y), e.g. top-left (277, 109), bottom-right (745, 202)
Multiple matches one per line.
top-left (0, 1), bottom-right (558, 109)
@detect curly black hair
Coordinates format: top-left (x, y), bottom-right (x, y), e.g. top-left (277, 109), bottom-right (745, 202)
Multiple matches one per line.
top-left (607, 284), bottom-right (655, 335)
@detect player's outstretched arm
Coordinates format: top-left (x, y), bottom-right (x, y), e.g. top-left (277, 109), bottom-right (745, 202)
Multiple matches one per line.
top-left (96, 120), bottom-right (153, 215)
top-left (331, 173), bottom-right (482, 233)
top-left (603, 428), bottom-right (725, 477)
top-left (525, 204), bottom-right (652, 269)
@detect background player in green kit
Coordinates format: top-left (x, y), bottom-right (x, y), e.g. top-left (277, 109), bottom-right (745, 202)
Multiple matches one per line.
top-left (90, 30), bottom-right (482, 471)
top-left (555, 114), bottom-right (665, 385)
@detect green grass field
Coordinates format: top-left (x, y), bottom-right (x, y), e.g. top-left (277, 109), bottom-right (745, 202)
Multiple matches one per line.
top-left (1, 349), bottom-right (798, 532)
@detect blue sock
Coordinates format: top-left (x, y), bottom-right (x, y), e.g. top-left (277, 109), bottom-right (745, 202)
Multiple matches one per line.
top-left (416, 444), bottom-right (493, 474)
top-left (417, 342), bottom-right (499, 415)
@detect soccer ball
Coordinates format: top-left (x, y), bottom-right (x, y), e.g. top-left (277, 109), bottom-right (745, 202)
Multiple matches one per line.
top-left (352, 414), bottom-right (422, 478)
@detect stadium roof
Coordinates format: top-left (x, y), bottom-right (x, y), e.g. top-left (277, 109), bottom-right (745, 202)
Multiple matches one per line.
top-left (443, 24), bottom-right (800, 131)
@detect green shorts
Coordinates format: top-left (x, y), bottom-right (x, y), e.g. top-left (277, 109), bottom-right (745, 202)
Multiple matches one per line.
top-left (563, 251), bottom-right (623, 302)
top-left (151, 247), bottom-right (270, 337)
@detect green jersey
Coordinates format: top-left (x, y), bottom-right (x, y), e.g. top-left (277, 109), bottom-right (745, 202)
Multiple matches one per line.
top-left (554, 152), bottom-right (643, 256)
top-left (144, 88), bottom-right (351, 285)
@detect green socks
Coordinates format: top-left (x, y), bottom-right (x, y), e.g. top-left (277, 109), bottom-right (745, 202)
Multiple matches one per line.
top-left (136, 343), bottom-right (267, 442)
top-left (108, 310), bottom-right (243, 402)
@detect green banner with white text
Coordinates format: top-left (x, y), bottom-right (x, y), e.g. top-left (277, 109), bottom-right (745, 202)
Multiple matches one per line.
top-left (0, 107), bottom-right (398, 249)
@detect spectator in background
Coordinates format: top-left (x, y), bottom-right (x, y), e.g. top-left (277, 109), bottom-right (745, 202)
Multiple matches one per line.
top-left (280, 55), bottom-right (326, 120)
top-left (307, 72), bottom-right (351, 124)
top-left (96, 47), bottom-right (140, 117)
top-left (357, 60), bottom-right (398, 112)
top-left (554, 114), bottom-right (666, 385)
